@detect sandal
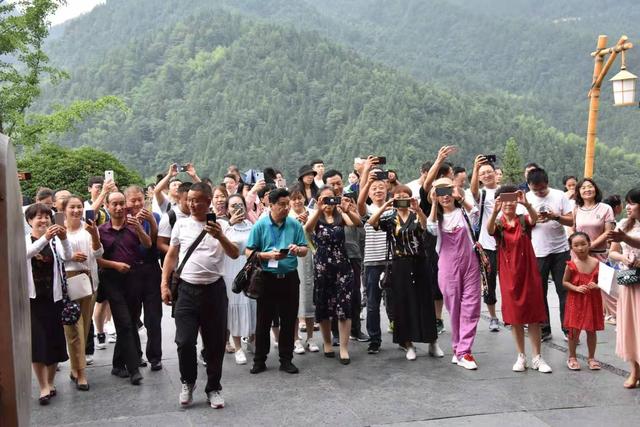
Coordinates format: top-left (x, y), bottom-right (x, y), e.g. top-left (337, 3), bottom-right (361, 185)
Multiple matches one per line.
top-left (49, 386), bottom-right (57, 397)
top-left (587, 358), bottom-right (601, 370)
top-left (623, 376), bottom-right (639, 389)
top-left (566, 357), bottom-right (581, 371)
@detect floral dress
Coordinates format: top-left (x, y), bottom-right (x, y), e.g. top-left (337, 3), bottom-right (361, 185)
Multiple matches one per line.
top-left (312, 218), bottom-right (354, 321)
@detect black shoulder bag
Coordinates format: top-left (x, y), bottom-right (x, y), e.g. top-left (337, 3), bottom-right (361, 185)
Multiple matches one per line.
top-left (170, 230), bottom-right (207, 311)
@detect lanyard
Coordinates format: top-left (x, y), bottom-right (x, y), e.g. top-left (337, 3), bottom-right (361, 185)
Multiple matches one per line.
top-left (269, 222), bottom-right (284, 249)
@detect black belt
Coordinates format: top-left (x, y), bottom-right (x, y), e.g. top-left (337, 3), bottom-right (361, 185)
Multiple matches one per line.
top-left (263, 271), bottom-right (297, 280)
top-left (179, 277), bottom-right (224, 287)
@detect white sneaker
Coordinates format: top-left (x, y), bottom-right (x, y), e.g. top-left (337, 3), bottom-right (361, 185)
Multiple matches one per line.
top-left (306, 339), bottom-right (320, 352)
top-left (207, 390), bottom-right (225, 409)
top-left (294, 339), bottom-right (306, 354)
top-left (428, 342), bottom-right (444, 358)
top-left (107, 334), bottom-right (117, 344)
top-left (179, 383), bottom-right (195, 406)
top-left (85, 355), bottom-right (94, 365)
top-left (512, 353), bottom-right (528, 372)
top-left (241, 337), bottom-right (255, 354)
top-left (457, 354), bottom-right (478, 370)
top-left (406, 346), bottom-right (417, 361)
top-left (451, 355), bottom-right (459, 364)
top-left (234, 349), bottom-right (247, 365)
top-left (105, 320), bottom-right (116, 335)
top-left (531, 355), bottom-right (552, 373)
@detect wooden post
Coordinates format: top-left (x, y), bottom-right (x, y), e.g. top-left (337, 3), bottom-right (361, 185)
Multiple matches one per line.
top-left (584, 35), bottom-right (608, 178)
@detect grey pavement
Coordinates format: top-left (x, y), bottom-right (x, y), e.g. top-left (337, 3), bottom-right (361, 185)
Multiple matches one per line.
top-left (31, 286), bottom-right (640, 426)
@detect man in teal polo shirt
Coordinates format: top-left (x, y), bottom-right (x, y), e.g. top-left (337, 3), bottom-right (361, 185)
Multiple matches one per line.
top-left (246, 188), bottom-right (308, 374)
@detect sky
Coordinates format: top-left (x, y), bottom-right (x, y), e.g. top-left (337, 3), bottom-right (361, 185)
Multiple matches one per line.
top-left (50, 0), bottom-right (105, 25)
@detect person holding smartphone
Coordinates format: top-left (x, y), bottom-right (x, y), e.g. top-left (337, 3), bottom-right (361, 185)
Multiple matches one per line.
top-left (304, 186), bottom-right (361, 364)
top-left (96, 191), bottom-right (152, 386)
top-left (245, 188), bottom-right (309, 375)
top-left (161, 182), bottom-right (239, 408)
top-left (368, 185), bottom-right (443, 361)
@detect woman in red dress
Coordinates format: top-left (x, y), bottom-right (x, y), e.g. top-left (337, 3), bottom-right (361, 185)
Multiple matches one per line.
top-left (562, 232), bottom-right (604, 371)
top-left (488, 186), bottom-right (550, 373)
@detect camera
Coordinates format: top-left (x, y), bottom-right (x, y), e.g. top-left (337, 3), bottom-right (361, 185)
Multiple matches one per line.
top-left (325, 196), bottom-right (342, 206)
top-left (393, 199), bottom-right (411, 208)
top-left (484, 154), bottom-right (497, 163)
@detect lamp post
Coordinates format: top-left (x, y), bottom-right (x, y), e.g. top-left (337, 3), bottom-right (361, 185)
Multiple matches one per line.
top-left (584, 35), bottom-right (635, 178)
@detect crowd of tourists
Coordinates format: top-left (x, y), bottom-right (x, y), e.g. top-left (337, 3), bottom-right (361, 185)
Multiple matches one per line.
top-left (23, 147), bottom-right (640, 408)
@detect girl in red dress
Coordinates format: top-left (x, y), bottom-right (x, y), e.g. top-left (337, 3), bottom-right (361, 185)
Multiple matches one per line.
top-left (562, 232), bottom-right (604, 371)
top-left (488, 186), bottom-right (550, 373)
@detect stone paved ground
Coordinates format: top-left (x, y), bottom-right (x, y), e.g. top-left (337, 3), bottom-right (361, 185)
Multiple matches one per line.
top-left (31, 288), bottom-right (640, 426)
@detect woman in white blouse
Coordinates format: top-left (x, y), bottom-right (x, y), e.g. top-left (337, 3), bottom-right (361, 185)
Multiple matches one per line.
top-left (63, 195), bottom-right (103, 391)
top-left (25, 203), bottom-right (73, 405)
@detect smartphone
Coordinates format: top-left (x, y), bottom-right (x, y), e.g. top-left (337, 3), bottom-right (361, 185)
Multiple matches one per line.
top-left (307, 198), bottom-right (318, 210)
top-left (54, 212), bottom-right (65, 226)
top-left (374, 170), bottom-right (389, 180)
top-left (325, 196), bottom-right (342, 206)
top-left (484, 154), bottom-right (497, 163)
top-left (255, 172), bottom-right (265, 182)
top-left (500, 192), bottom-right (517, 202)
top-left (104, 170), bottom-right (114, 182)
top-left (231, 202), bottom-right (245, 216)
top-left (125, 207), bottom-right (133, 217)
top-left (85, 209), bottom-right (95, 223)
top-left (538, 206), bottom-right (549, 214)
top-left (376, 156), bottom-right (387, 165)
top-left (179, 165), bottom-right (188, 172)
top-left (393, 199), bottom-right (411, 208)
top-left (435, 187), bottom-right (453, 197)
top-left (276, 178), bottom-right (287, 189)
top-left (206, 212), bottom-right (217, 225)
top-left (279, 248), bottom-right (290, 254)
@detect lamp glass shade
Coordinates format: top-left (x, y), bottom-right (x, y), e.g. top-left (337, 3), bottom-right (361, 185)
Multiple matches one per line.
top-left (610, 69), bottom-right (637, 106)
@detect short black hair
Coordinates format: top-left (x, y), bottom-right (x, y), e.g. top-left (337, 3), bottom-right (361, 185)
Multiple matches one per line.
top-left (436, 162), bottom-right (453, 179)
top-left (495, 185), bottom-right (519, 197)
top-left (525, 162), bottom-right (541, 170)
top-left (526, 168), bottom-right (548, 185)
top-left (25, 203), bottom-right (53, 222)
top-left (177, 182), bottom-right (193, 195)
top-left (36, 188), bottom-right (54, 201)
top-left (562, 175), bottom-right (577, 186)
top-left (603, 194), bottom-right (622, 210)
top-left (268, 187), bottom-right (290, 204)
top-left (453, 166), bottom-right (466, 176)
top-left (323, 169), bottom-right (342, 181)
top-left (310, 159), bottom-right (324, 167)
top-left (421, 161), bottom-right (432, 174)
top-left (574, 178), bottom-right (603, 207)
top-left (190, 182), bottom-right (213, 198)
top-left (156, 174), bottom-right (165, 184)
top-left (88, 176), bottom-right (104, 187)
top-left (223, 174), bottom-right (238, 182)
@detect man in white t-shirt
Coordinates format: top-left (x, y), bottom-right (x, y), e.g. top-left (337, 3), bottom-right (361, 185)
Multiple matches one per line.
top-left (470, 156), bottom-right (502, 331)
top-left (157, 182), bottom-right (192, 256)
top-left (160, 182), bottom-right (239, 409)
top-left (406, 161), bottom-right (432, 203)
top-left (525, 168), bottom-right (574, 341)
top-left (153, 163), bottom-right (201, 215)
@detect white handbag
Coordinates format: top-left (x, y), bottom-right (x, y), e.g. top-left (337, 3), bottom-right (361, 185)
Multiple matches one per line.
top-left (67, 273), bottom-right (93, 301)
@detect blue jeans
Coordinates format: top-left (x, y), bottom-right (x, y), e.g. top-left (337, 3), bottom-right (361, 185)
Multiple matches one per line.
top-left (365, 265), bottom-right (385, 345)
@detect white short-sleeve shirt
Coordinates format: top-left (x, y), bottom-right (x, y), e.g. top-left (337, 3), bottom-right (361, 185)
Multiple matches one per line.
top-left (158, 207), bottom-right (190, 238)
top-left (526, 188), bottom-right (573, 257)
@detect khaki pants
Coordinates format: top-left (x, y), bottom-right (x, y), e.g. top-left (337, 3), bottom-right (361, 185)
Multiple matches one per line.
top-left (63, 287), bottom-right (96, 371)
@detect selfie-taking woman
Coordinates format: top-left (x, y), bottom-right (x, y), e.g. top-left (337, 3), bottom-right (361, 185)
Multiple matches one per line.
top-left (26, 203), bottom-right (73, 405)
top-left (427, 178), bottom-right (482, 370)
top-left (304, 187), bottom-right (361, 363)
top-left (297, 165), bottom-right (319, 205)
top-left (368, 185), bottom-right (443, 361)
top-left (63, 195), bottom-right (104, 390)
top-left (212, 185), bottom-right (229, 221)
top-left (223, 194), bottom-right (257, 365)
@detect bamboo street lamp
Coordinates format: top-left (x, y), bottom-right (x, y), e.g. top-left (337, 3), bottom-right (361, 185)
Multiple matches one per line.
top-left (584, 35), bottom-right (635, 178)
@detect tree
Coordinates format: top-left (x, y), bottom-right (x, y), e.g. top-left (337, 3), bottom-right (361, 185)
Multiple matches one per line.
top-left (18, 143), bottom-right (143, 198)
top-left (502, 137), bottom-right (523, 185)
top-left (1, 0), bottom-right (125, 147)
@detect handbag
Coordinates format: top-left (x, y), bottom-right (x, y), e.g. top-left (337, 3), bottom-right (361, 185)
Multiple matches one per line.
top-left (51, 238), bottom-right (81, 326)
top-left (461, 209), bottom-right (490, 298)
top-left (617, 268), bottom-right (640, 286)
top-left (232, 250), bottom-right (263, 297)
top-left (379, 230), bottom-right (394, 290)
top-left (67, 273), bottom-right (93, 301)
top-left (170, 229), bottom-right (208, 307)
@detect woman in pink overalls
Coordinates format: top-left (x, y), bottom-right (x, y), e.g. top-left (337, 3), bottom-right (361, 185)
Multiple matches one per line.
top-left (427, 178), bottom-right (482, 370)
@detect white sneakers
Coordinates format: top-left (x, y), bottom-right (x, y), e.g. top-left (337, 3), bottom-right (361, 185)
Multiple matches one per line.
top-left (531, 355), bottom-right (552, 373)
top-left (451, 355), bottom-right (458, 364)
top-left (457, 354), bottom-right (478, 370)
top-left (207, 391), bottom-right (225, 409)
top-left (306, 339), bottom-right (320, 353)
top-left (294, 340), bottom-right (306, 354)
top-left (234, 349), bottom-right (247, 365)
top-left (180, 383), bottom-right (195, 406)
top-left (406, 346), bottom-right (417, 361)
top-left (513, 353), bottom-right (528, 372)
top-left (428, 342), bottom-right (444, 358)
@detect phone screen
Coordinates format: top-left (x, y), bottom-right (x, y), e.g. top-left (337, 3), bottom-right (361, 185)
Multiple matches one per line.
top-left (85, 210), bottom-right (95, 223)
top-left (393, 199), bottom-right (411, 208)
top-left (206, 212), bottom-right (216, 225)
top-left (279, 248), bottom-right (290, 254)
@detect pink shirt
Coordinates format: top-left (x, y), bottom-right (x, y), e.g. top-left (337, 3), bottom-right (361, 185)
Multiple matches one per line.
top-left (574, 203), bottom-right (615, 252)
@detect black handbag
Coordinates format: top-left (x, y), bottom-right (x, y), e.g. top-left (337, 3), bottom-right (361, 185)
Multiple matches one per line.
top-left (233, 250), bottom-right (264, 299)
top-left (170, 230), bottom-right (207, 310)
top-left (617, 268), bottom-right (640, 286)
top-left (379, 231), bottom-right (393, 290)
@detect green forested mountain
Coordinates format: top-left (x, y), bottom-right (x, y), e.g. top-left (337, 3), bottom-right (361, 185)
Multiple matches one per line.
top-left (35, 2), bottom-right (640, 192)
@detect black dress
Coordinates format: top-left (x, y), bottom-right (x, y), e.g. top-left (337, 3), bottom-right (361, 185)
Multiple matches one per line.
top-left (30, 236), bottom-right (68, 365)
top-left (380, 212), bottom-right (438, 344)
